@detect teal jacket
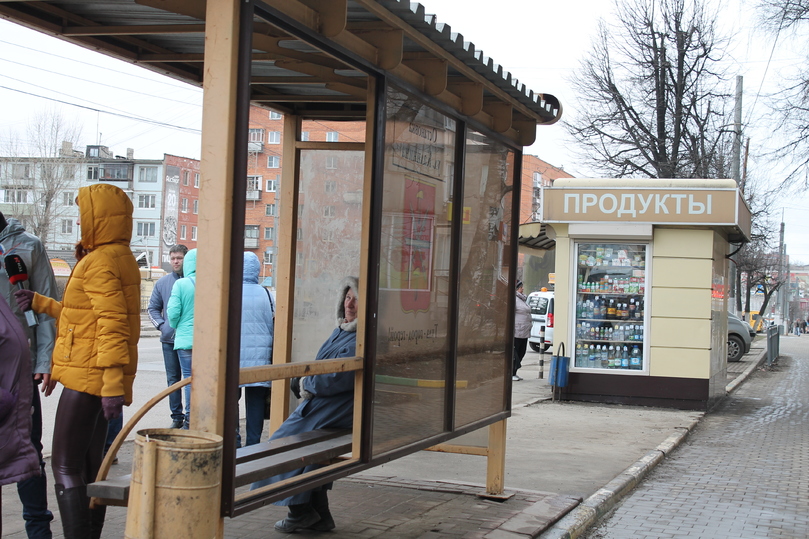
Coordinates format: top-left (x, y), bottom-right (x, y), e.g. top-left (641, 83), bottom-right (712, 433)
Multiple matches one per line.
top-left (167, 248), bottom-right (197, 350)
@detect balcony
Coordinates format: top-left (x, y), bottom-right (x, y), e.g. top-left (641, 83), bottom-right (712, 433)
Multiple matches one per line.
top-left (246, 190), bottom-right (262, 201)
top-left (244, 237), bottom-right (260, 249)
top-left (247, 142), bottom-right (264, 153)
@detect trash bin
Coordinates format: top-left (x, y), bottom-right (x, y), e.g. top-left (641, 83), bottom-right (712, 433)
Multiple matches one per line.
top-left (548, 343), bottom-right (569, 388)
top-left (125, 429), bottom-right (223, 539)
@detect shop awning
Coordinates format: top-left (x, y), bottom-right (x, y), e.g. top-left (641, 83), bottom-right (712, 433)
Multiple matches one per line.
top-left (518, 221), bottom-right (555, 251)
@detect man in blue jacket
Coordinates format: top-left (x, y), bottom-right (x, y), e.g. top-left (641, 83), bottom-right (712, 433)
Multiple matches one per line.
top-left (0, 212), bottom-right (57, 538)
top-left (147, 244), bottom-right (188, 429)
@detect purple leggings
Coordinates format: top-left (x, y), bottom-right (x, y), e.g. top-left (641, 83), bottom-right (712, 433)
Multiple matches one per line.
top-left (51, 388), bottom-right (108, 489)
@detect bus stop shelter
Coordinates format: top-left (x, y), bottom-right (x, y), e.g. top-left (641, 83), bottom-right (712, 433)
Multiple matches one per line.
top-left (1, 0), bottom-right (562, 532)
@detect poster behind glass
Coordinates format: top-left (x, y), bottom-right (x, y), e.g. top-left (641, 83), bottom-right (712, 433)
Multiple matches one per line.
top-left (574, 242), bottom-right (648, 372)
top-left (373, 86), bottom-right (455, 456)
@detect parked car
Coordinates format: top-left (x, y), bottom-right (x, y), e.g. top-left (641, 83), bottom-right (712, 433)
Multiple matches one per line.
top-left (727, 312), bottom-right (753, 362)
top-left (527, 291), bottom-right (554, 352)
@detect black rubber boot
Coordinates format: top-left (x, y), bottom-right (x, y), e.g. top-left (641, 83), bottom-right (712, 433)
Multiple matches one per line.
top-left (54, 484), bottom-right (90, 539)
top-left (274, 503), bottom-right (320, 533)
top-left (89, 504), bottom-right (106, 539)
top-left (306, 490), bottom-right (336, 532)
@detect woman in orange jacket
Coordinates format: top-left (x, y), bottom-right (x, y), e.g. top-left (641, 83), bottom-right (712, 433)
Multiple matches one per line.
top-left (16, 183), bottom-right (141, 539)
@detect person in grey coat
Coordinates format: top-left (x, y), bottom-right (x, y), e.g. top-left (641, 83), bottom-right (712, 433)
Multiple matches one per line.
top-left (147, 244), bottom-right (188, 429)
top-left (236, 252), bottom-right (274, 447)
top-left (513, 280), bottom-right (532, 381)
top-left (252, 276), bottom-right (358, 534)
top-left (0, 287), bottom-right (40, 537)
top-left (0, 212), bottom-right (56, 538)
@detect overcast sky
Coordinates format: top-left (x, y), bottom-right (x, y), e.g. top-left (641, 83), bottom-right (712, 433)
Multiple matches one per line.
top-left (1, 0), bottom-right (809, 261)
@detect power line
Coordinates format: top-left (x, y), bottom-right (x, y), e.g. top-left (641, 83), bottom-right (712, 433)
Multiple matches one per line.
top-left (0, 85), bottom-right (201, 134)
top-left (0, 37), bottom-right (198, 92)
top-left (0, 56), bottom-right (201, 106)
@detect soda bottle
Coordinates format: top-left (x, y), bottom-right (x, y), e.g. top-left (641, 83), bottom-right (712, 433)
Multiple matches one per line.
top-left (630, 345), bottom-right (641, 369)
top-left (607, 299), bottom-right (616, 320)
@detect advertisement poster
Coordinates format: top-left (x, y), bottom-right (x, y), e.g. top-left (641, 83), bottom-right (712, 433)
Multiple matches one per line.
top-left (160, 165), bottom-right (180, 272)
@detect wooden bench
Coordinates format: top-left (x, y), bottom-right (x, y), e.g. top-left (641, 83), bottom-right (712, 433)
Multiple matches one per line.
top-left (87, 428), bottom-right (352, 507)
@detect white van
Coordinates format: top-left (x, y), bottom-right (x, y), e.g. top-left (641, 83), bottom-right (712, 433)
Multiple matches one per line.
top-left (526, 290), bottom-right (554, 352)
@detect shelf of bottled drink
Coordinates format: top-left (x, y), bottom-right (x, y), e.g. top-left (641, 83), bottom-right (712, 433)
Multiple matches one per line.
top-left (573, 242), bottom-right (648, 372)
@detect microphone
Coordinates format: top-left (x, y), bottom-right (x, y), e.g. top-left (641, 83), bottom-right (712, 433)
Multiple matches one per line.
top-left (4, 254), bottom-right (38, 327)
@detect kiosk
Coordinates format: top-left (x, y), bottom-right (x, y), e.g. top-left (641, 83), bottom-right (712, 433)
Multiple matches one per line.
top-left (541, 178), bottom-right (752, 410)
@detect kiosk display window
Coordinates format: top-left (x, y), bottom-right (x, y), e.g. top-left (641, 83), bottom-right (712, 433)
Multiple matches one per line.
top-left (573, 242), bottom-right (649, 372)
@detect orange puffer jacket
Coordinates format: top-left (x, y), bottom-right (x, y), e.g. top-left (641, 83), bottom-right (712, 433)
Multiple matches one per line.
top-left (33, 184), bottom-right (141, 405)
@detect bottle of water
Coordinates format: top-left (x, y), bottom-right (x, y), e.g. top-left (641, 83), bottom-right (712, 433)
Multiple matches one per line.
top-left (630, 345), bottom-right (641, 369)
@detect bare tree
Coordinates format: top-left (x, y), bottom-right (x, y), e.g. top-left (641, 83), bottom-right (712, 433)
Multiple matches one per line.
top-left (566, 0), bottom-right (733, 179)
top-left (758, 0), bottom-right (809, 188)
top-left (0, 108), bottom-right (84, 247)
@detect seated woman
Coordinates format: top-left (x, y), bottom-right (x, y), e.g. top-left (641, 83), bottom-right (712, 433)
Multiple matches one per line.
top-left (252, 276), bottom-right (358, 533)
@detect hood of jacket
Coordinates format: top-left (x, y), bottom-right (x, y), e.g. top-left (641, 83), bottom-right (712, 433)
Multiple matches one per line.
top-left (182, 248), bottom-right (197, 278)
top-left (0, 217), bottom-right (26, 246)
top-left (77, 184), bottom-right (133, 249)
top-left (243, 251), bottom-right (260, 284)
top-left (336, 276), bottom-right (359, 331)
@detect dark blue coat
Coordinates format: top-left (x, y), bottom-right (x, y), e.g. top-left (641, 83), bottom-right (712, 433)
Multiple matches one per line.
top-left (252, 326), bottom-right (356, 505)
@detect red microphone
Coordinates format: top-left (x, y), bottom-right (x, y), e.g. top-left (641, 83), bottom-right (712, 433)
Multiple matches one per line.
top-left (4, 254), bottom-right (38, 327)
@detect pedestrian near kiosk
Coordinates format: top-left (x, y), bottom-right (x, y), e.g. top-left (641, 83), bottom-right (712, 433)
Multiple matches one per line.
top-left (14, 183), bottom-right (141, 538)
top-left (167, 247), bottom-right (197, 429)
top-left (513, 280), bottom-right (531, 381)
top-left (0, 211), bottom-right (57, 538)
top-left (147, 244), bottom-right (188, 428)
top-left (236, 252), bottom-right (274, 447)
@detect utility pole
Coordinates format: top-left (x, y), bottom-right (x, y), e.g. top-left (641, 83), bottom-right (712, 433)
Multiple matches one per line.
top-left (777, 220), bottom-right (785, 332)
top-left (730, 75), bottom-right (743, 313)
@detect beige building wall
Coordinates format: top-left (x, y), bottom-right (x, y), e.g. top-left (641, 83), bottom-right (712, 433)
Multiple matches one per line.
top-left (648, 228), bottom-right (726, 381)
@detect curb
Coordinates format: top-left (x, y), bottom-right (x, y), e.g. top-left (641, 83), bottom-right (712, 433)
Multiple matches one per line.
top-left (539, 344), bottom-right (769, 539)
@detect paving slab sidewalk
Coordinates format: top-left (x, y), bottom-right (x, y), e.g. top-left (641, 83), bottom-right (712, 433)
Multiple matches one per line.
top-left (0, 341), bottom-right (767, 538)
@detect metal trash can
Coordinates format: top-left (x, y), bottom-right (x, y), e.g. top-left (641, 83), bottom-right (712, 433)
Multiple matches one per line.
top-left (125, 429), bottom-right (223, 539)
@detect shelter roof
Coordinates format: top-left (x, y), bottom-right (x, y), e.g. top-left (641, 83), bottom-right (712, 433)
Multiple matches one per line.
top-left (0, 0), bottom-right (561, 146)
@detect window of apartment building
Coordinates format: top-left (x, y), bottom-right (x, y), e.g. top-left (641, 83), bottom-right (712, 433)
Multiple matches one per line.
top-left (191, 226), bottom-right (197, 241)
top-left (533, 171), bottom-right (542, 187)
top-left (263, 251), bottom-right (273, 265)
top-left (181, 198), bottom-right (188, 213)
top-left (248, 128), bottom-right (265, 143)
top-left (137, 222), bottom-right (156, 237)
top-left (326, 131), bottom-right (339, 142)
top-left (269, 111), bottom-right (282, 120)
top-left (247, 175), bottom-right (262, 191)
top-left (325, 155), bottom-right (337, 169)
top-left (268, 156), bottom-right (280, 168)
top-left (323, 205), bottom-right (335, 217)
top-left (138, 194), bottom-right (156, 208)
top-left (264, 226), bottom-right (274, 240)
top-left (268, 131), bottom-right (281, 144)
top-left (4, 189), bottom-right (28, 203)
top-left (298, 203), bottom-right (304, 216)
top-left (183, 171), bottom-right (189, 186)
top-left (296, 252), bottom-right (304, 265)
top-left (265, 203), bottom-right (275, 216)
top-left (88, 147), bottom-right (99, 158)
top-left (297, 227), bottom-right (303, 241)
top-left (266, 179), bottom-right (277, 192)
top-left (62, 191), bottom-right (75, 206)
top-left (180, 225), bottom-right (187, 240)
top-left (87, 165), bottom-right (99, 180)
top-left (11, 164), bottom-right (31, 179)
top-left (300, 132), bottom-right (309, 141)
top-left (325, 180), bottom-right (336, 193)
top-left (194, 173), bottom-right (200, 188)
top-left (245, 225), bottom-right (260, 239)
top-left (139, 167), bottom-right (158, 182)
top-left (61, 219), bottom-right (73, 234)
top-left (193, 200), bottom-right (199, 214)
top-left (102, 164), bottom-right (129, 180)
